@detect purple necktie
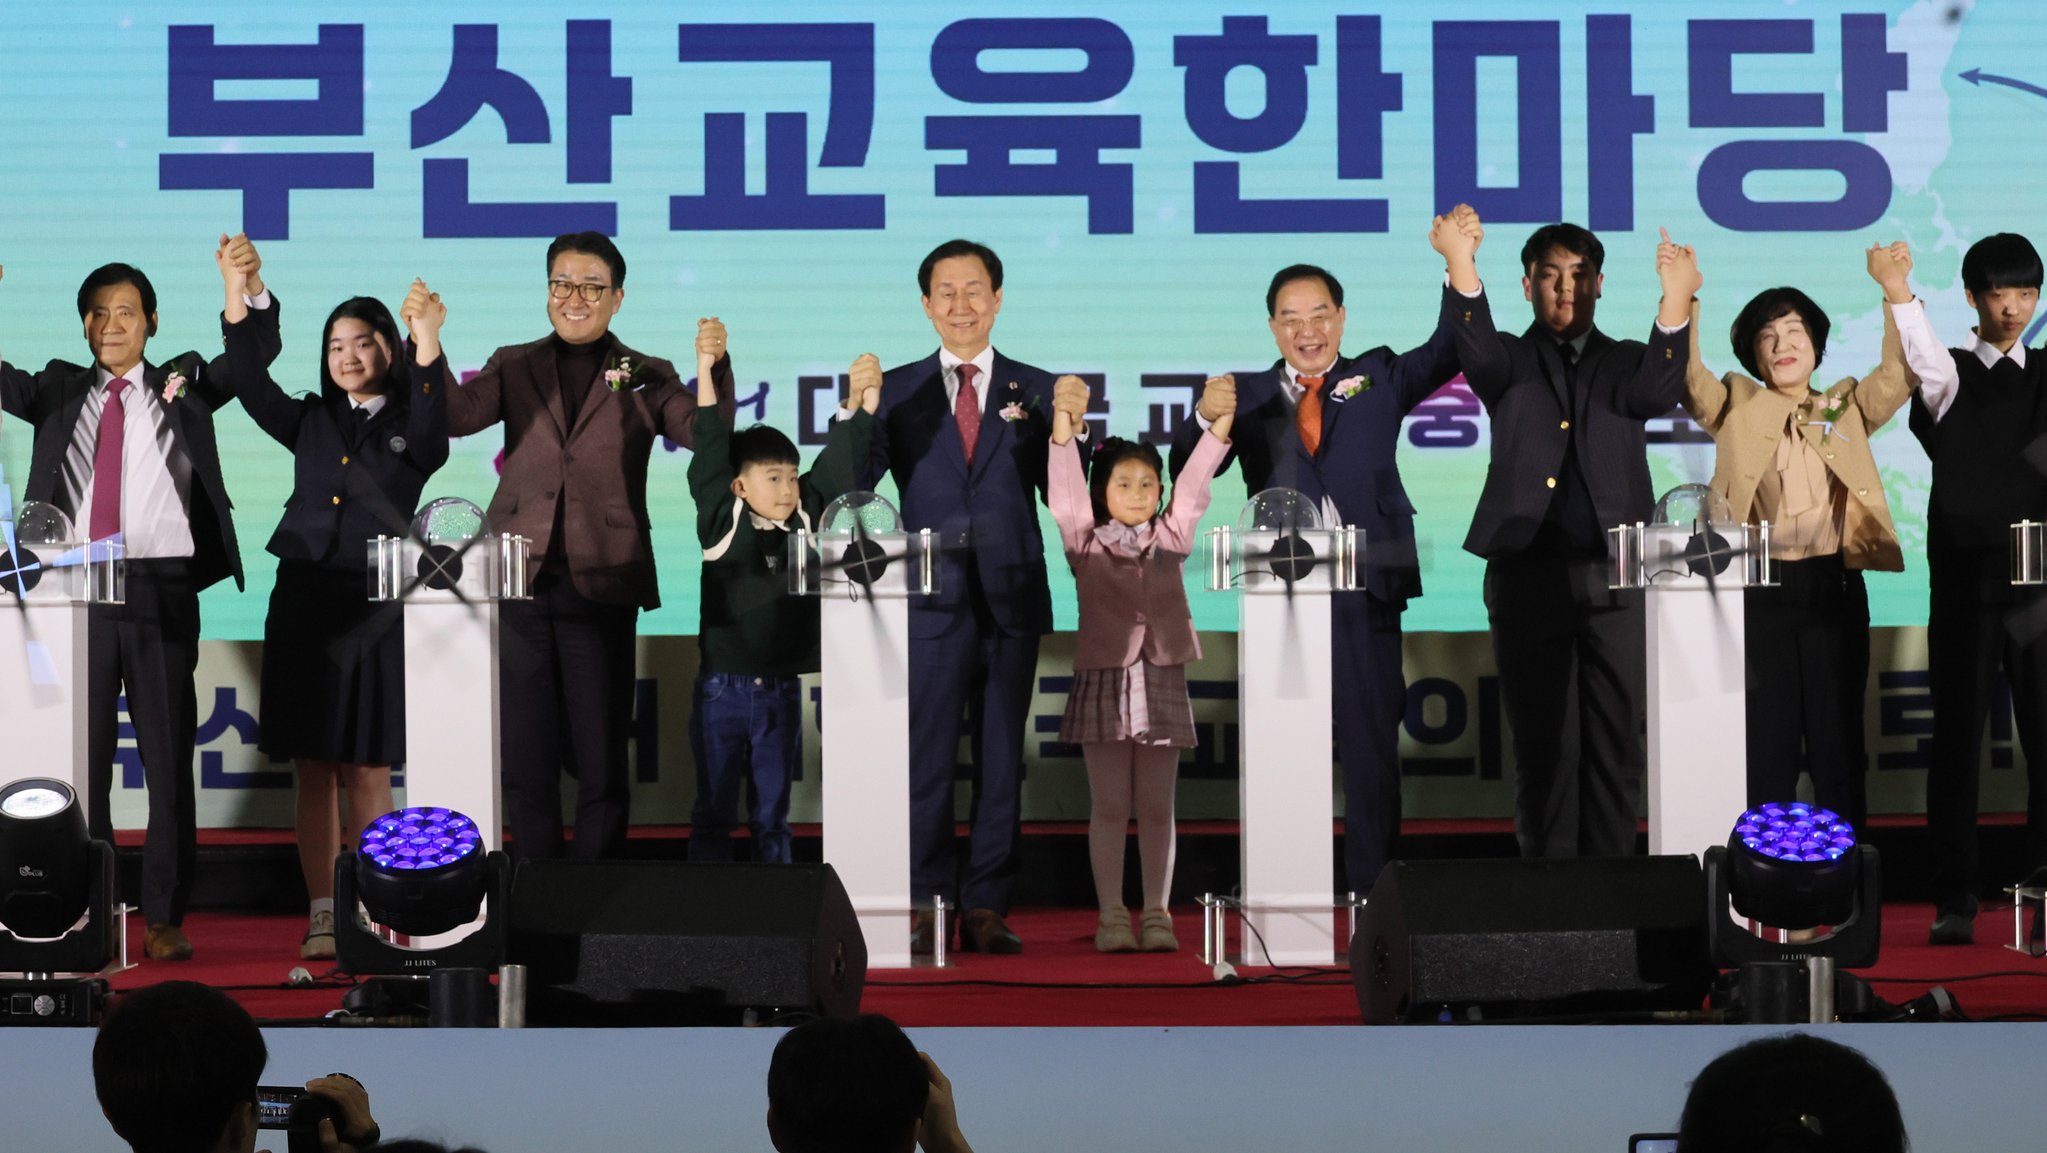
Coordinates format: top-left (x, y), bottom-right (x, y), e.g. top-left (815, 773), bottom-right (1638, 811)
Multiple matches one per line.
top-left (90, 378), bottom-right (129, 542)
top-left (955, 363), bottom-right (981, 466)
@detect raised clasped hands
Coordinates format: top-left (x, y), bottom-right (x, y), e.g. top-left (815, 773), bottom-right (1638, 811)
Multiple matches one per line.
top-left (847, 352), bottom-right (882, 414)
top-left (1656, 226), bottom-right (1702, 304)
top-left (695, 316), bottom-right (726, 403)
top-left (1050, 373), bottom-right (1090, 445)
top-left (1866, 240), bottom-right (1913, 304)
top-left (398, 278), bottom-right (444, 363)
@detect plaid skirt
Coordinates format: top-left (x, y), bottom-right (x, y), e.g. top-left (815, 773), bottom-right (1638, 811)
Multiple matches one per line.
top-left (1060, 660), bottom-right (1197, 748)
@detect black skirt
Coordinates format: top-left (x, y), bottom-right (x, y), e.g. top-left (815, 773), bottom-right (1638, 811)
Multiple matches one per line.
top-left (257, 560), bottom-right (405, 764)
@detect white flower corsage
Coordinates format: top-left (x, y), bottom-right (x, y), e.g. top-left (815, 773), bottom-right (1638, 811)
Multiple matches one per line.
top-left (999, 401), bottom-right (1027, 422)
top-left (1331, 374), bottom-right (1371, 401)
top-left (161, 371), bottom-right (188, 403)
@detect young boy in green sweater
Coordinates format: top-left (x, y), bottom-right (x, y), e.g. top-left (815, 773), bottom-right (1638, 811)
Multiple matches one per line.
top-left (686, 326), bottom-right (879, 861)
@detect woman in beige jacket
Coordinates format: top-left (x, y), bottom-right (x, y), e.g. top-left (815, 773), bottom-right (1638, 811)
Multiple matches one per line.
top-left (1679, 243), bottom-right (1914, 829)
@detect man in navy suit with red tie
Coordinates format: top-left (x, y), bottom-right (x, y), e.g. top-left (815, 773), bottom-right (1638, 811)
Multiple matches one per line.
top-left (1168, 218), bottom-right (1472, 898)
top-left (857, 239), bottom-right (1086, 954)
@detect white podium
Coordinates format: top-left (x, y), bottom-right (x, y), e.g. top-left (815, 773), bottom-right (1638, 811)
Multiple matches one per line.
top-left (368, 498), bottom-right (529, 854)
top-left (791, 493), bottom-right (935, 969)
top-left (1206, 489), bottom-right (1357, 965)
top-left (1610, 484), bottom-right (1774, 861)
top-left (0, 502), bottom-right (123, 821)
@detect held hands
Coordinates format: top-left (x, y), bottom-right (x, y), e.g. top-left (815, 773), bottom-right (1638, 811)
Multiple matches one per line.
top-left (695, 317), bottom-right (726, 404)
top-left (398, 279), bottom-right (445, 364)
top-left (1197, 374), bottom-right (1237, 441)
top-left (219, 232), bottom-right (264, 296)
top-left (214, 235), bottom-right (250, 322)
top-left (1432, 204), bottom-right (1483, 293)
top-left (847, 352), bottom-right (882, 414)
top-left (1050, 373), bottom-right (1090, 445)
top-left (1867, 241), bottom-right (1913, 305)
top-left (1655, 227), bottom-right (1701, 327)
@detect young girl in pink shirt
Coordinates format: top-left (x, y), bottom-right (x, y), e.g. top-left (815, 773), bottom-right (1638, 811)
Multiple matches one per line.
top-left (1049, 377), bottom-right (1233, 952)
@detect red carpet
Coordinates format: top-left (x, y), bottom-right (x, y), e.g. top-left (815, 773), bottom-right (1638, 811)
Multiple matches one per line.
top-left (104, 901), bottom-right (2047, 1026)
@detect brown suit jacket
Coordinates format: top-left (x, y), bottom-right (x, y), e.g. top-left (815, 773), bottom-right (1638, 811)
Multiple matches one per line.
top-left (1682, 300), bottom-right (1911, 573)
top-left (448, 334), bottom-right (733, 609)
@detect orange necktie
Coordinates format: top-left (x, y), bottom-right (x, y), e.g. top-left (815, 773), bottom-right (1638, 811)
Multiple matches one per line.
top-left (1296, 374), bottom-right (1326, 456)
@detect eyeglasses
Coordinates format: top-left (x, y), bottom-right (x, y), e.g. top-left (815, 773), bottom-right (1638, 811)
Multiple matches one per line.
top-left (1273, 313), bottom-right (1337, 333)
top-left (548, 280), bottom-right (613, 303)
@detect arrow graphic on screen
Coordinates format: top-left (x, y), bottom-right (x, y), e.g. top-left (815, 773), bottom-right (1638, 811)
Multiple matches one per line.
top-left (1959, 68), bottom-right (2047, 101)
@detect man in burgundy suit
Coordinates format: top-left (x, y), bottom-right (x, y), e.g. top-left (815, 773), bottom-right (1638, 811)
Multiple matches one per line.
top-left (449, 231), bottom-right (732, 859)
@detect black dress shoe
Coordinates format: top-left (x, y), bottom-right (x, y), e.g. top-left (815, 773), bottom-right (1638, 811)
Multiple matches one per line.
top-left (959, 908), bottom-right (1022, 954)
top-left (910, 910), bottom-right (938, 956)
top-left (1928, 911), bottom-right (1975, 946)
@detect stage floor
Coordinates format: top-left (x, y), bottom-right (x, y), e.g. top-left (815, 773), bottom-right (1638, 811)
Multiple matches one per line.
top-left (105, 900), bottom-right (2047, 1026)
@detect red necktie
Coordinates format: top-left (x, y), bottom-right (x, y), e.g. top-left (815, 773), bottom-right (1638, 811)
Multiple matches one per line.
top-left (1296, 374), bottom-right (1326, 457)
top-left (90, 378), bottom-right (129, 542)
top-left (955, 363), bottom-right (981, 466)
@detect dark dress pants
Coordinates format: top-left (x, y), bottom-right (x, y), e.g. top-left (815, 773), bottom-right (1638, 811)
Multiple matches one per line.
top-left (86, 560), bottom-right (200, 926)
top-left (1743, 556), bottom-right (1869, 829)
top-left (499, 571), bottom-right (638, 860)
top-left (1486, 548), bottom-right (1645, 859)
top-left (907, 563), bottom-right (1039, 915)
top-left (1926, 560), bottom-right (2047, 917)
top-left (1335, 591), bottom-right (1406, 896)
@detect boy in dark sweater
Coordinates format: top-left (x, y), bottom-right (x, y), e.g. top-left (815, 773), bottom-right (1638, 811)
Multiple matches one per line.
top-left (686, 331), bottom-right (879, 862)
top-left (1888, 235), bottom-right (2047, 943)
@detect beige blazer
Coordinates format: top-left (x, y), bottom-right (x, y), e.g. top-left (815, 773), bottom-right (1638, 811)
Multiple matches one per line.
top-left (1681, 300), bottom-right (1911, 573)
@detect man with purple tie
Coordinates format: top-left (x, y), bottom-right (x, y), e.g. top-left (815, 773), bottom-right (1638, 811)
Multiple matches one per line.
top-left (855, 239), bottom-right (1086, 954)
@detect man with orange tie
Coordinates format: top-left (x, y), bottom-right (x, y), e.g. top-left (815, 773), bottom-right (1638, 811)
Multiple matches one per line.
top-left (1167, 221), bottom-right (1469, 898)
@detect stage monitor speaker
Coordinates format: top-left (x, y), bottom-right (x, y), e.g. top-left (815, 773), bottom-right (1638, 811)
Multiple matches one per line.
top-left (508, 860), bottom-right (866, 1025)
top-left (1353, 856), bottom-right (1713, 1024)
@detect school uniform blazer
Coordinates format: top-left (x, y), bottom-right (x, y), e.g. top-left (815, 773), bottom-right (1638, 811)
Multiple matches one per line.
top-left (224, 315), bottom-right (449, 568)
top-left (1050, 429), bottom-right (1225, 671)
top-left (859, 349), bottom-right (1058, 638)
top-left (0, 300), bottom-right (284, 592)
top-left (1452, 288), bottom-right (1689, 560)
top-left (1681, 299), bottom-right (1911, 573)
top-left (447, 335), bottom-right (734, 610)
top-left (1169, 284), bottom-right (1464, 608)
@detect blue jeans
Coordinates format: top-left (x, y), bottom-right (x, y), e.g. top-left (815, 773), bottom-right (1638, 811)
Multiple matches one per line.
top-left (688, 672), bottom-right (800, 863)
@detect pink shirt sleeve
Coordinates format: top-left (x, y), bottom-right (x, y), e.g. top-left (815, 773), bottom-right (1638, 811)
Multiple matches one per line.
top-left (1154, 429), bottom-right (1228, 554)
top-left (1047, 436), bottom-right (1095, 555)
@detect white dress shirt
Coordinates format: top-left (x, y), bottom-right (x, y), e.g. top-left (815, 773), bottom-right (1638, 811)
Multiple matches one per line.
top-left (1891, 296), bottom-right (2017, 424)
top-left (62, 363), bottom-right (195, 557)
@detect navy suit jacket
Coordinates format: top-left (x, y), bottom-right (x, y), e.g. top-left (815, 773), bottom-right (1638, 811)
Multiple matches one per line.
top-left (225, 315), bottom-right (449, 570)
top-left (1451, 288), bottom-right (1687, 559)
top-left (1168, 284), bottom-right (1463, 608)
top-left (860, 350), bottom-right (1058, 638)
top-left (0, 300), bottom-right (283, 592)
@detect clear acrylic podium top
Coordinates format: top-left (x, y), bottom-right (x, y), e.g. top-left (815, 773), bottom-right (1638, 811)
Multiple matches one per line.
top-left (2012, 520), bottom-right (2047, 586)
top-left (1205, 488), bottom-right (1358, 595)
top-left (1, 502), bottom-right (123, 604)
top-left (1609, 483), bottom-right (1776, 590)
top-left (368, 497), bottom-right (531, 602)
top-left (787, 491), bottom-right (937, 600)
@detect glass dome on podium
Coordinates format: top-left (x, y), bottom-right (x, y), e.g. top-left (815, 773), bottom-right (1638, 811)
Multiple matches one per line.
top-left (1610, 482), bottom-right (1776, 589)
top-left (789, 491), bottom-right (936, 598)
top-left (1207, 487), bottom-right (1356, 595)
top-left (369, 496), bottom-right (530, 601)
top-left (3, 501), bottom-right (121, 603)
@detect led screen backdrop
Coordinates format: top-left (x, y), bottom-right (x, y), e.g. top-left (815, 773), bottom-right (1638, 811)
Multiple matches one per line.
top-left (0, 0), bottom-right (2023, 642)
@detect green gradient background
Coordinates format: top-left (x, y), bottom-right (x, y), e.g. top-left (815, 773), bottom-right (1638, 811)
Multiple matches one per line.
top-left (0, 1), bottom-right (2029, 639)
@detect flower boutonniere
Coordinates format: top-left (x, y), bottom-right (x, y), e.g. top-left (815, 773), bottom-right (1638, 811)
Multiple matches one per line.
top-left (160, 370), bottom-right (188, 404)
top-left (604, 354), bottom-right (649, 392)
top-left (998, 389), bottom-right (1041, 423)
top-left (1330, 374), bottom-right (1372, 402)
top-left (1803, 392), bottom-right (1851, 444)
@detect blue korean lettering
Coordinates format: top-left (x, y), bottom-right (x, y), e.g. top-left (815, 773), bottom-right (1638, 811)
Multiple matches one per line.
top-left (199, 686), bottom-right (292, 789)
top-left (1432, 21), bottom-right (1563, 223)
top-left (1404, 382), bottom-right (1483, 449)
top-left (1585, 16), bottom-right (1655, 232)
top-left (160, 24), bottom-right (373, 239)
top-left (672, 23), bottom-right (883, 231)
top-left (411, 22), bottom-right (620, 238)
top-left (926, 18), bottom-right (1141, 235)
